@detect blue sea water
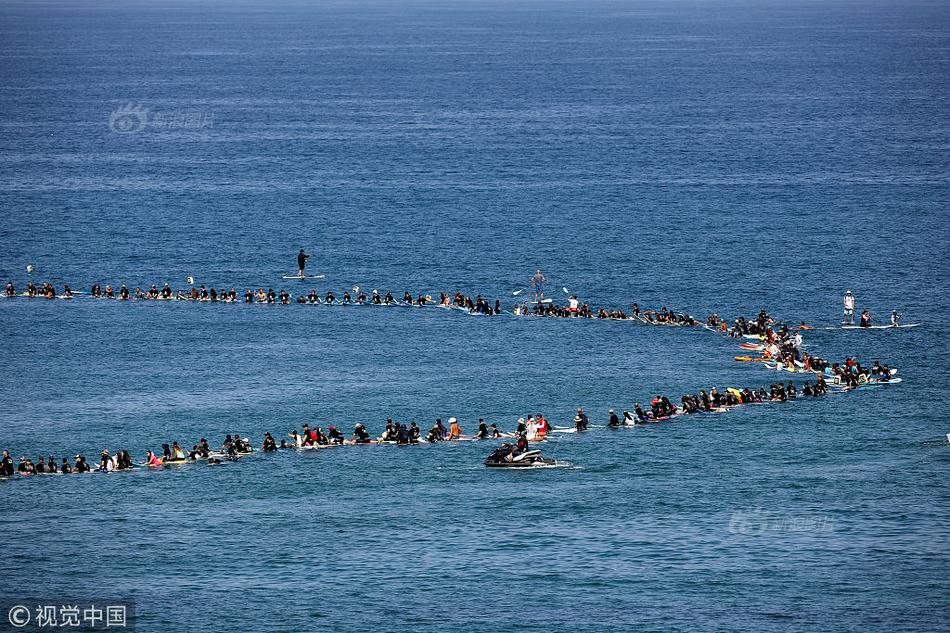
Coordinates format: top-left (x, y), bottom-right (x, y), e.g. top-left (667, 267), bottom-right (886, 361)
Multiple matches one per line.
top-left (1, 0), bottom-right (949, 631)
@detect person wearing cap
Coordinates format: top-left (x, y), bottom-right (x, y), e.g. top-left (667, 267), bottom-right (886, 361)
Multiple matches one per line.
top-left (352, 424), bottom-right (371, 444)
top-left (526, 415), bottom-right (537, 440)
top-left (448, 417), bottom-right (461, 440)
top-left (891, 309), bottom-right (900, 327)
top-left (515, 417), bottom-right (526, 436)
top-left (261, 432), bottom-right (277, 452)
top-left (608, 409), bottom-right (621, 427)
top-left (327, 426), bottom-right (344, 445)
top-left (74, 455), bottom-right (91, 473)
top-left (843, 290), bottom-right (855, 324)
top-left (574, 407), bottom-right (589, 432)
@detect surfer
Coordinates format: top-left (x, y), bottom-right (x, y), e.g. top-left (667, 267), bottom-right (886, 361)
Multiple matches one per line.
top-left (859, 309), bottom-right (871, 328)
top-left (327, 425), bottom-right (344, 444)
top-left (261, 432), bottom-right (277, 452)
top-left (843, 290), bottom-right (855, 325)
top-left (574, 408), bottom-right (589, 431)
top-left (0, 450), bottom-right (13, 476)
top-left (297, 249), bottom-right (310, 278)
top-left (352, 424), bottom-right (371, 444)
top-left (448, 417), bottom-right (462, 440)
top-left (608, 409), bottom-right (621, 427)
top-left (890, 310), bottom-right (900, 327)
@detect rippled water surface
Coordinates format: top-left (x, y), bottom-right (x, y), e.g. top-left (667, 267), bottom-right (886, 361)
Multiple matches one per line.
top-left (1, 0), bottom-right (949, 631)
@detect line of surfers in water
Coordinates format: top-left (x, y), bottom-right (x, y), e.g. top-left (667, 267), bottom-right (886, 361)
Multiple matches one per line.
top-left (5, 280), bottom-right (822, 334)
top-left (3, 362), bottom-right (881, 479)
top-left (5, 280), bottom-right (508, 314)
top-left (713, 309), bottom-right (898, 386)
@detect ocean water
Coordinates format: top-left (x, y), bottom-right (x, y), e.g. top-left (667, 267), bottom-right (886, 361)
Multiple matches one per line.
top-left (1, 0), bottom-right (949, 631)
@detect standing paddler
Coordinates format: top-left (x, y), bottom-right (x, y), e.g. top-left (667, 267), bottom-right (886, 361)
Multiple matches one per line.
top-left (532, 269), bottom-right (546, 303)
top-left (297, 248), bottom-right (310, 279)
top-left (843, 290), bottom-right (855, 325)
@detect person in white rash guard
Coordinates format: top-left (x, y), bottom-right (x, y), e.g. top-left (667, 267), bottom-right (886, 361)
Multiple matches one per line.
top-left (568, 295), bottom-right (579, 314)
top-left (891, 310), bottom-right (900, 327)
top-left (843, 290), bottom-right (855, 324)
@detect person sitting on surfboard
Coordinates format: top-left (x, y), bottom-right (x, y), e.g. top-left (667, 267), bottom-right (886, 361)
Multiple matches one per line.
top-left (448, 417), bottom-right (462, 440)
top-left (297, 249), bottom-right (309, 278)
top-left (608, 410), bottom-right (621, 427)
top-left (859, 309), bottom-right (871, 328)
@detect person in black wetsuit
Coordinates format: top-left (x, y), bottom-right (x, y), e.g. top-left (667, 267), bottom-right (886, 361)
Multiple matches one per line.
top-left (297, 249), bottom-right (310, 278)
top-left (0, 450), bottom-right (13, 476)
top-left (327, 426), bottom-right (344, 445)
top-left (634, 403), bottom-right (649, 422)
top-left (352, 424), bottom-right (371, 444)
top-left (574, 408), bottom-right (589, 431)
top-left (512, 432), bottom-right (529, 458)
top-left (475, 420), bottom-right (490, 439)
top-left (608, 409), bottom-right (621, 427)
top-left (261, 432), bottom-right (277, 452)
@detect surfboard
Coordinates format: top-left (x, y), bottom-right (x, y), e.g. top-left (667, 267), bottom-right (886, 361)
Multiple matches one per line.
top-left (282, 275), bottom-right (326, 280)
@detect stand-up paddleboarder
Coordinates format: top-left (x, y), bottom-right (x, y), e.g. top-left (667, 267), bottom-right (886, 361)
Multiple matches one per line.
top-left (297, 249), bottom-right (310, 278)
top-left (532, 269), bottom-right (546, 302)
top-left (843, 290), bottom-right (855, 325)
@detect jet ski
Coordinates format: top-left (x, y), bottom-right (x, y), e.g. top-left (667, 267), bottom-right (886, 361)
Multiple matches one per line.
top-left (484, 443), bottom-right (556, 468)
